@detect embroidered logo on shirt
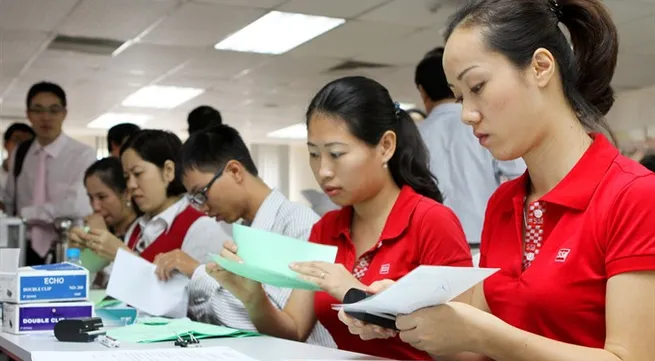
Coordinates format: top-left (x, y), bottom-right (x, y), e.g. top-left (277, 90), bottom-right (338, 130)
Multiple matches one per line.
top-left (555, 248), bottom-right (571, 263)
top-left (352, 254), bottom-right (373, 280)
top-left (379, 263), bottom-right (390, 275)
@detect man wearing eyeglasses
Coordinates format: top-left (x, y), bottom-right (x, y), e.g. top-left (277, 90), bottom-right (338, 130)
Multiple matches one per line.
top-left (151, 124), bottom-right (335, 348)
top-left (1, 81), bottom-right (96, 265)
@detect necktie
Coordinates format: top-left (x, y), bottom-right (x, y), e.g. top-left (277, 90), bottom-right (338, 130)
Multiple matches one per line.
top-left (30, 148), bottom-right (53, 258)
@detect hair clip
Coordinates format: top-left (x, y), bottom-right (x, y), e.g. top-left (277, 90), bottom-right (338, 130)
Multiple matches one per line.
top-left (393, 101), bottom-right (401, 118)
top-left (549, 0), bottom-right (563, 21)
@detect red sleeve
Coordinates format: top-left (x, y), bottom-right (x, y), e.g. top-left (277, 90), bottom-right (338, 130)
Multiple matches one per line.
top-left (418, 204), bottom-right (473, 267)
top-left (605, 175), bottom-right (655, 277)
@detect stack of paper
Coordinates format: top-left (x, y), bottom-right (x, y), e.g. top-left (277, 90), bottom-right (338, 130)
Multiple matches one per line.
top-left (106, 318), bottom-right (259, 343)
top-left (31, 346), bottom-right (259, 361)
top-left (333, 266), bottom-right (499, 316)
top-left (211, 224), bottom-right (338, 290)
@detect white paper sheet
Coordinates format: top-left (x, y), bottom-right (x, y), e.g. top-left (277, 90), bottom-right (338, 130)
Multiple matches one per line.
top-left (106, 249), bottom-right (189, 317)
top-left (333, 266), bottom-right (499, 315)
top-left (31, 346), bottom-right (259, 361)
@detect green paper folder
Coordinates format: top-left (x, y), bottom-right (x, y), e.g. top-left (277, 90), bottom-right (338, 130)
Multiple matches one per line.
top-left (89, 289), bottom-right (108, 305)
top-left (89, 289), bottom-right (123, 308)
top-left (211, 255), bottom-right (321, 290)
top-left (141, 316), bottom-right (174, 325)
top-left (106, 318), bottom-right (259, 343)
top-left (80, 249), bottom-right (111, 273)
top-left (210, 223), bottom-right (338, 290)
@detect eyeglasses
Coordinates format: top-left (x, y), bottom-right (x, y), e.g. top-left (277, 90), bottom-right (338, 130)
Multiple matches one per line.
top-left (187, 166), bottom-right (224, 208)
top-left (28, 106), bottom-right (65, 115)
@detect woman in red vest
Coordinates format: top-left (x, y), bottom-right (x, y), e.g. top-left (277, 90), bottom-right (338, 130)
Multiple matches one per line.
top-left (79, 130), bottom-right (228, 267)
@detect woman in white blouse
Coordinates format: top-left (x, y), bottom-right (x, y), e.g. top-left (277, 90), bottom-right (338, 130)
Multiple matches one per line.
top-left (78, 130), bottom-right (227, 267)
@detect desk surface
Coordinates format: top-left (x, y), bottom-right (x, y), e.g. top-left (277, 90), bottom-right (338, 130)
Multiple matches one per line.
top-left (0, 331), bottom-right (376, 361)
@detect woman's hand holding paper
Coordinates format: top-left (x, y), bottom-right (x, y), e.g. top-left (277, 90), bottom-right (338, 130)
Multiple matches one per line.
top-left (290, 261), bottom-right (366, 300)
top-left (396, 302), bottom-right (489, 356)
top-left (68, 226), bottom-right (88, 250)
top-left (79, 228), bottom-right (129, 260)
top-left (337, 279), bottom-right (399, 340)
top-left (207, 240), bottom-right (265, 305)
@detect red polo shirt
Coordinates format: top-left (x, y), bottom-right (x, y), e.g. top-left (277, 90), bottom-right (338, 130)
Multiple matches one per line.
top-left (481, 133), bottom-right (655, 349)
top-left (311, 186), bottom-right (472, 360)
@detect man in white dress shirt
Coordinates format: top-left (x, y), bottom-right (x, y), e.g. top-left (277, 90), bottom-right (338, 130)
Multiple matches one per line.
top-left (153, 124), bottom-right (335, 347)
top-left (1, 82), bottom-right (96, 265)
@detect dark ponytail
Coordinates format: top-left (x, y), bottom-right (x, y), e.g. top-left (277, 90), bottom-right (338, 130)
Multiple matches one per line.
top-left (306, 76), bottom-right (443, 203)
top-left (559, 0), bottom-right (617, 116)
top-left (444, 0), bottom-right (618, 142)
top-left (390, 108), bottom-right (443, 203)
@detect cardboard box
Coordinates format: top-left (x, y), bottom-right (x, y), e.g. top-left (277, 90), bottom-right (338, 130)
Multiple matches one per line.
top-left (2, 301), bottom-right (94, 334)
top-left (0, 262), bottom-right (89, 304)
top-left (95, 305), bottom-right (137, 327)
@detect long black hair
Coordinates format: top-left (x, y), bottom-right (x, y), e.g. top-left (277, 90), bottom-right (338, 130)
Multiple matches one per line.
top-left (445, 0), bottom-right (618, 141)
top-left (306, 76), bottom-right (443, 203)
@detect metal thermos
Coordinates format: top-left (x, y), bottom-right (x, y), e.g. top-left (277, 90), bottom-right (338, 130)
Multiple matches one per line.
top-left (52, 217), bottom-right (74, 264)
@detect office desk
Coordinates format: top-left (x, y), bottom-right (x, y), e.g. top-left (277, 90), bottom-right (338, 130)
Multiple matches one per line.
top-left (0, 331), bottom-right (377, 361)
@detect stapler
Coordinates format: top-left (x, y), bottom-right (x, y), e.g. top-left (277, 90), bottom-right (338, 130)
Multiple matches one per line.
top-left (54, 317), bottom-right (106, 342)
top-left (342, 288), bottom-right (398, 331)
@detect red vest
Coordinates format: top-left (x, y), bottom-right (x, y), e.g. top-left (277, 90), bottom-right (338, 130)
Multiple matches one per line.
top-left (127, 206), bottom-right (204, 262)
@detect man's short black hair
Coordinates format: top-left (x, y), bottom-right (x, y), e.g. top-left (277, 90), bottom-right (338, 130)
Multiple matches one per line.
top-left (187, 106), bottom-right (222, 134)
top-left (4, 123), bottom-right (35, 142)
top-left (641, 154), bottom-right (655, 173)
top-left (178, 124), bottom-right (258, 177)
top-left (414, 47), bottom-right (454, 102)
top-left (26, 81), bottom-right (67, 108)
top-left (107, 123), bottom-right (141, 153)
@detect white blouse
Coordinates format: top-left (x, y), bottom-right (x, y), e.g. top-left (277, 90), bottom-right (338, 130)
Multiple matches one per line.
top-left (124, 197), bottom-right (231, 263)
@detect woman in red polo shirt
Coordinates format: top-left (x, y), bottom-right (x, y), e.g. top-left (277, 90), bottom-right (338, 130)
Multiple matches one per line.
top-left (213, 76), bottom-right (472, 360)
top-left (341, 0), bottom-right (655, 360)
top-left (78, 130), bottom-right (226, 269)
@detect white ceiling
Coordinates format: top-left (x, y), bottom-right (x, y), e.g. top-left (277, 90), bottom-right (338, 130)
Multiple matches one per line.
top-left (0, 0), bottom-right (654, 142)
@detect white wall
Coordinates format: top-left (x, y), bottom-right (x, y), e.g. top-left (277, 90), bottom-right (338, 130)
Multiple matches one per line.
top-left (288, 143), bottom-right (320, 205)
top-left (607, 85), bottom-right (655, 142)
top-left (250, 143), bottom-right (290, 198)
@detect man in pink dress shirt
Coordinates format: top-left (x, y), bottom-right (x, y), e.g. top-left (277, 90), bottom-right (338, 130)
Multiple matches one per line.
top-left (1, 82), bottom-right (96, 265)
